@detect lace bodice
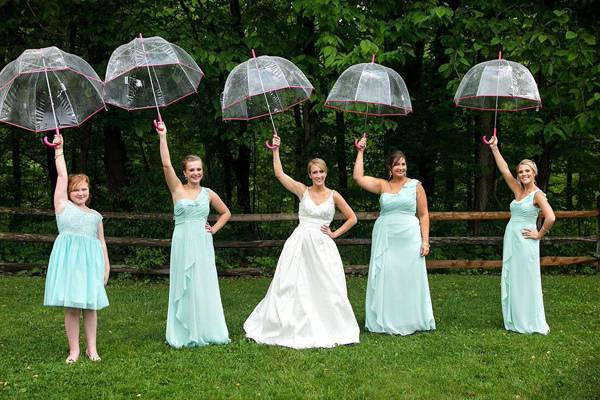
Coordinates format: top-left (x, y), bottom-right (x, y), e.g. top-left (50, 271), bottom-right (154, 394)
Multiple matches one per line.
top-left (298, 189), bottom-right (335, 226)
top-left (56, 201), bottom-right (102, 238)
top-left (174, 188), bottom-right (209, 225)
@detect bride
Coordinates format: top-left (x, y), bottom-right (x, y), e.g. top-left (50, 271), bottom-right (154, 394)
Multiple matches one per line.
top-left (244, 134), bottom-right (360, 349)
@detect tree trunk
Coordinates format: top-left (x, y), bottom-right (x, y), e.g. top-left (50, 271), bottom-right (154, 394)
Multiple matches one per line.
top-left (472, 112), bottom-right (495, 234)
top-left (335, 111), bottom-right (348, 195)
top-left (103, 118), bottom-right (132, 209)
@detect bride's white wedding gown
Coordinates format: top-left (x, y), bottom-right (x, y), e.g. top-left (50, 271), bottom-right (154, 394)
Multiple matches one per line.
top-left (244, 189), bottom-right (360, 349)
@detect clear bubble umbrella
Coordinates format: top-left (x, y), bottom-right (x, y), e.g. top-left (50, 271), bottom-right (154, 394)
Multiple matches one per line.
top-left (325, 55), bottom-right (412, 148)
top-left (0, 46), bottom-right (105, 146)
top-left (104, 34), bottom-right (203, 128)
top-left (221, 50), bottom-right (314, 149)
top-left (453, 51), bottom-right (542, 143)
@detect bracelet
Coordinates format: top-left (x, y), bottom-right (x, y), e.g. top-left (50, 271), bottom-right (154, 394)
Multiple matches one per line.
top-left (422, 242), bottom-right (430, 247)
top-left (54, 153), bottom-right (64, 159)
top-left (540, 226), bottom-right (549, 233)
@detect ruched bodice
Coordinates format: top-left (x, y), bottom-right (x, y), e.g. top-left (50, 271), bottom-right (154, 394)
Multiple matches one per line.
top-left (298, 189), bottom-right (335, 227)
top-left (174, 189), bottom-right (209, 225)
top-left (57, 201), bottom-right (102, 238)
top-left (379, 179), bottom-right (419, 216)
top-left (509, 190), bottom-right (541, 223)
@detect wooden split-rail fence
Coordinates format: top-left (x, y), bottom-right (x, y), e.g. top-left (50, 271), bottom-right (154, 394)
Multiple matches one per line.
top-left (1, 203), bottom-right (599, 276)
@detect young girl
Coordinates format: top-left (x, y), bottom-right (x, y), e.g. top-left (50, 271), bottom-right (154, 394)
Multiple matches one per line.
top-left (156, 122), bottom-right (231, 348)
top-left (44, 133), bottom-right (110, 363)
top-left (488, 136), bottom-right (555, 334)
top-left (244, 133), bottom-right (360, 349)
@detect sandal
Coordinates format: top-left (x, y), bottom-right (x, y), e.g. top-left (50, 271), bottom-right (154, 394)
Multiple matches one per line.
top-left (85, 351), bottom-right (101, 362)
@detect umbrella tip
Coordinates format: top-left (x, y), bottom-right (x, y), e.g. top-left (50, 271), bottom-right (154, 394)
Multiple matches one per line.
top-left (498, 50), bottom-right (502, 60)
top-left (371, 54), bottom-right (375, 64)
top-left (251, 49), bottom-right (257, 58)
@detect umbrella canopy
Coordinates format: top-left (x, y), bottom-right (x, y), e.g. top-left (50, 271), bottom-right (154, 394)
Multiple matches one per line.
top-left (104, 35), bottom-right (203, 117)
top-left (325, 58), bottom-right (412, 116)
top-left (221, 53), bottom-right (313, 121)
top-left (0, 46), bottom-right (104, 135)
top-left (453, 58), bottom-right (541, 112)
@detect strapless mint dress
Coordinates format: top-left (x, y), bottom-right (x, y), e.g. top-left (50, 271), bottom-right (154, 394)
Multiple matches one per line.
top-left (166, 188), bottom-right (230, 348)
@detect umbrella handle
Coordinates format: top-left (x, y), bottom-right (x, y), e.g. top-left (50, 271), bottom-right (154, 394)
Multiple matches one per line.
top-left (153, 119), bottom-right (165, 130)
top-left (265, 130), bottom-right (280, 151)
top-left (43, 136), bottom-right (58, 147)
top-left (482, 127), bottom-right (497, 145)
top-left (43, 129), bottom-right (60, 148)
top-left (354, 132), bottom-right (367, 150)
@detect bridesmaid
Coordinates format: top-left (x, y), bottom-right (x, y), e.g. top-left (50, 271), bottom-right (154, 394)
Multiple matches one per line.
top-left (156, 122), bottom-right (231, 348)
top-left (488, 136), bottom-right (554, 334)
top-left (44, 133), bottom-right (110, 363)
top-left (353, 136), bottom-right (435, 335)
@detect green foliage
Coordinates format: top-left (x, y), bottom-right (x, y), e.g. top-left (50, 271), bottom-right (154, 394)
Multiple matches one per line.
top-left (123, 247), bottom-right (168, 272)
top-left (0, 1), bottom-right (599, 267)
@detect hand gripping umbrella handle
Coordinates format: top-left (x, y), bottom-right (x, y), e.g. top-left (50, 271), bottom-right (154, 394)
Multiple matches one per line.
top-left (482, 127), bottom-right (497, 145)
top-left (43, 128), bottom-right (60, 148)
top-left (354, 132), bottom-right (367, 150)
top-left (265, 130), bottom-right (280, 151)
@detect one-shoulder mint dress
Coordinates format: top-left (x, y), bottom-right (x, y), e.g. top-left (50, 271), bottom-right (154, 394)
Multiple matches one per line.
top-left (44, 201), bottom-right (108, 310)
top-left (365, 179), bottom-right (436, 335)
top-left (501, 189), bottom-right (549, 335)
top-left (166, 188), bottom-right (230, 348)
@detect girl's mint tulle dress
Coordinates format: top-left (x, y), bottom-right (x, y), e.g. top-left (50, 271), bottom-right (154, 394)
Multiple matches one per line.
top-left (501, 189), bottom-right (549, 335)
top-left (44, 201), bottom-right (108, 310)
top-left (166, 188), bottom-right (230, 348)
top-left (365, 179), bottom-right (436, 335)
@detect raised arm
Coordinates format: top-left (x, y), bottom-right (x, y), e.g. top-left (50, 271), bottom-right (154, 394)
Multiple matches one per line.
top-left (52, 134), bottom-right (69, 213)
top-left (271, 134), bottom-right (305, 198)
top-left (155, 122), bottom-right (183, 195)
top-left (321, 191), bottom-right (357, 238)
top-left (206, 189), bottom-right (232, 235)
top-left (416, 183), bottom-right (430, 256)
top-left (488, 136), bottom-right (520, 196)
top-left (353, 135), bottom-right (385, 194)
top-left (98, 221), bottom-right (110, 286)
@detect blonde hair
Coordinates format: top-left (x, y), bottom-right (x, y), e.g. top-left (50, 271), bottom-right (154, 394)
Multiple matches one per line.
top-left (516, 159), bottom-right (538, 185)
top-left (307, 158), bottom-right (328, 175)
top-left (181, 155), bottom-right (203, 171)
top-left (67, 174), bottom-right (91, 205)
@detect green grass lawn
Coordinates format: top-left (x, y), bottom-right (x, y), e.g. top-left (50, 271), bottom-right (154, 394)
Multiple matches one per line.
top-left (0, 274), bottom-right (599, 399)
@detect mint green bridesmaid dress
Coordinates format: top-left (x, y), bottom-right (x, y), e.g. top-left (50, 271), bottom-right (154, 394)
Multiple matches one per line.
top-left (365, 179), bottom-right (436, 335)
top-left (501, 189), bottom-right (549, 334)
top-left (166, 188), bottom-right (230, 348)
top-left (44, 201), bottom-right (108, 310)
